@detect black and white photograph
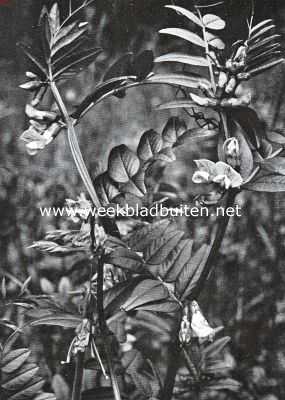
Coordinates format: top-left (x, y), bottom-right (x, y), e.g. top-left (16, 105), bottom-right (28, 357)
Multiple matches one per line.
top-left (1, 1), bottom-right (285, 399)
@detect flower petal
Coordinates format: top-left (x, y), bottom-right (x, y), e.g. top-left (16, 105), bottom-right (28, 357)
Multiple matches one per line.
top-left (194, 159), bottom-right (216, 175)
top-left (26, 139), bottom-right (47, 156)
top-left (191, 301), bottom-right (215, 338)
top-left (192, 170), bottom-right (210, 184)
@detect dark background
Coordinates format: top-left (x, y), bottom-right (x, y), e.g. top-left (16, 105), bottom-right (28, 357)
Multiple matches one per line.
top-left (1, 1), bottom-right (285, 399)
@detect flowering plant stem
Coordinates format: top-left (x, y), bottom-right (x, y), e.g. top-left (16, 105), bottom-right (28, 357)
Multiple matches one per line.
top-left (97, 248), bottom-right (122, 400)
top-left (161, 335), bottom-right (181, 400)
top-left (50, 81), bottom-right (101, 208)
top-left (162, 188), bottom-right (237, 400)
top-left (71, 353), bottom-right (85, 400)
top-left (194, 189), bottom-right (237, 298)
top-left (50, 82), bottom-right (102, 400)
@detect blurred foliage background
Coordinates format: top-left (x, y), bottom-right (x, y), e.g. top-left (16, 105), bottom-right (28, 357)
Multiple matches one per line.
top-left (1, 0), bottom-right (285, 399)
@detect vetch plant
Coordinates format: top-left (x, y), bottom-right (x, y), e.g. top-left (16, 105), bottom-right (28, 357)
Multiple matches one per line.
top-left (1, 1), bottom-right (285, 400)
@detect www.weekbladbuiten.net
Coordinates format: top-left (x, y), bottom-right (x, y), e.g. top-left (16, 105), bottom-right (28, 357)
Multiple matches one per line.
top-left (39, 203), bottom-right (243, 219)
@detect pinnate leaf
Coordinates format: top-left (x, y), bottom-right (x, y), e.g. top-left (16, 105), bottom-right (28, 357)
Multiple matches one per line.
top-left (94, 172), bottom-right (120, 205)
top-left (30, 313), bottom-right (82, 328)
top-left (105, 248), bottom-right (145, 273)
top-left (137, 130), bottom-right (163, 162)
top-left (52, 374), bottom-right (70, 400)
top-left (35, 393), bottom-right (57, 400)
top-left (245, 173), bottom-right (285, 192)
top-left (235, 131), bottom-right (254, 180)
top-left (177, 244), bottom-right (211, 300)
top-left (35, 394), bottom-right (57, 400)
top-left (203, 336), bottom-right (231, 358)
top-left (108, 145), bottom-right (140, 183)
top-left (127, 220), bottom-right (170, 252)
top-left (203, 14), bottom-right (225, 30)
top-left (250, 19), bottom-right (273, 35)
top-left (157, 99), bottom-right (197, 110)
top-left (207, 378), bottom-right (241, 391)
top-left (121, 280), bottom-right (169, 312)
top-left (2, 363), bottom-right (39, 390)
top-left (159, 28), bottom-right (205, 48)
top-left (51, 23), bottom-right (88, 58)
top-left (176, 128), bottom-right (218, 145)
top-left (155, 53), bottom-right (208, 67)
top-left (162, 116), bottom-right (187, 145)
top-left (147, 73), bottom-right (211, 90)
top-left (8, 377), bottom-right (45, 400)
top-left (267, 130), bottom-right (285, 144)
top-left (49, 3), bottom-right (60, 35)
top-left (120, 171), bottom-right (147, 197)
top-left (259, 157), bottom-right (285, 175)
top-left (1, 349), bottom-right (31, 374)
top-left (247, 58), bottom-right (284, 77)
top-left (205, 31), bottom-right (225, 49)
top-left (229, 107), bottom-right (262, 149)
top-left (152, 147), bottom-right (176, 163)
top-left (165, 5), bottom-right (202, 27)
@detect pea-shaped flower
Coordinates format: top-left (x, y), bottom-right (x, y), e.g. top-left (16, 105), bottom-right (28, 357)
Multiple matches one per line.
top-left (192, 159), bottom-right (243, 190)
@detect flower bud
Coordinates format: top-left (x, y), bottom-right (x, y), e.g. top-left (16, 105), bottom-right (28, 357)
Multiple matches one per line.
top-left (225, 77), bottom-right (237, 94)
top-left (234, 45), bottom-right (247, 63)
top-left (19, 80), bottom-right (43, 92)
top-left (25, 104), bottom-right (58, 122)
top-left (223, 137), bottom-right (240, 168)
top-left (95, 224), bottom-right (107, 247)
top-left (216, 71), bottom-right (228, 98)
top-left (179, 315), bottom-right (191, 344)
top-left (218, 71), bottom-right (228, 88)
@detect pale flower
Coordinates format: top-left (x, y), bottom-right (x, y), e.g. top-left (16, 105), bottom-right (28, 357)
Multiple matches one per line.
top-left (193, 159), bottom-right (243, 190)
